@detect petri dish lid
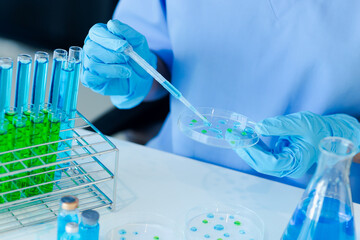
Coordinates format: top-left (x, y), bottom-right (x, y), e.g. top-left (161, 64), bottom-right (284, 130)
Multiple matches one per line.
top-left (178, 107), bottom-right (259, 149)
top-left (185, 203), bottom-right (264, 240)
top-left (106, 212), bottom-right (184, 240)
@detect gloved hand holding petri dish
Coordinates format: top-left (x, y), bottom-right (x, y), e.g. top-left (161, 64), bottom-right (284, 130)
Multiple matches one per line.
top-left (178, 107), bottom-right (259, 149)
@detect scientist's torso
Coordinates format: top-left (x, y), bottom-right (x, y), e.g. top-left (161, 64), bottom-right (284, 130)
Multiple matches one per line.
top-left (114, 0), bottom-right (360, 197)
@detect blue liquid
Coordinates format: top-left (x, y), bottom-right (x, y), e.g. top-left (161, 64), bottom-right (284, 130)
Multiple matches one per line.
top-left (214, 224), bottom-right (224, 231)
top-left (79, 222), bottom-right (99, 240)
top-left (282, 197), bottom-right (355, 240)
top-left (60, 232), bottom-right (81, 240)
top-left (162, 81), bottom-right (182, 98)
top-left (15, 59), bottom-right (32, 114)
top-left (0, 63), bottom-right (13, 120)
top-left (58, 62), bottom-right (74, 114)
top-left (57, 210), bottom-right (79, 240)
top-left (69, 61), bottom-right (81, 116)
top-left (49, 58), bottom-right (65, 112)
top-left (32, 58), bottom-right (49, 114)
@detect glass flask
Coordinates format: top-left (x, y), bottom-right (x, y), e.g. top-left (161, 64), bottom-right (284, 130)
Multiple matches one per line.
top-left (282, 137), bottom-right (357, 240)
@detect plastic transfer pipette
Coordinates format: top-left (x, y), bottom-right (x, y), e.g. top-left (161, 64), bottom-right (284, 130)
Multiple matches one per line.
top-left (123, 46), bottom-right (211, 126)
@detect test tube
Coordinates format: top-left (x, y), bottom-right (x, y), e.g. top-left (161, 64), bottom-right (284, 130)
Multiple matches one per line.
top-left (10, 55), bottom-right (33, 199)
top-left (26, 52), bottom-right (50, 196)
top-left (67, 46), bottom-right (82, 117)
top-left (0, 58), bottom-right (13, 202)
top-left (58, 47), bottom-right (82, 117)
top-left (49, 49), bottom-right (68, 117)
top-left (0, 58), bottom-right (13, 125)
top-left (32, 51), bottom-right (49, 116)
top-left (59, 60), bottom-right (74, 117)
top-left (48, 49), bottom-right (68, 183)
top-left (15, 54), bottom-right (32, 117)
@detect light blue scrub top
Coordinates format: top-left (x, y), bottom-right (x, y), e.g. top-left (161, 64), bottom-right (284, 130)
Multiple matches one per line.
top-left (113, 0), bottom-right (360, 202)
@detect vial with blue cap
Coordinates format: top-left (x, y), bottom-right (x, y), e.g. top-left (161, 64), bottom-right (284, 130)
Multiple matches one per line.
top-left (79, 209), bottom-right (100, 240)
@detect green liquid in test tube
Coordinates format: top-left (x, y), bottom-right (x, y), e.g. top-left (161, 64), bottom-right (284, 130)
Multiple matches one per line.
top-left (0, 58), bottom-right (19, 203)
top-left (12, 54), bottom-right (33, 199)
top-left (26, 52), bottom-right (50, 196)
top-left (44, 113), bottom-right (61, 193)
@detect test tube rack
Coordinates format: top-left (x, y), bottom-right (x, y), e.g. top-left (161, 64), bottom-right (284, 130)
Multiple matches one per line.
top-left (0, 111), bottom-right (119, 233)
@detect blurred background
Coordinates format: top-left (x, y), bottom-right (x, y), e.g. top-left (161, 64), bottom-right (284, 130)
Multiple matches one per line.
top-left (0, 0), bottom-right (169, 144)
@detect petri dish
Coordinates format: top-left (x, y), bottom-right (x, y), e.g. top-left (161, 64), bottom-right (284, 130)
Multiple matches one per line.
top-left (106, 212), bottom-right (184, 240)
top-left (185, 204), bottom-right (264, 240)
top-left (178, 107), bottom-right (259, 149)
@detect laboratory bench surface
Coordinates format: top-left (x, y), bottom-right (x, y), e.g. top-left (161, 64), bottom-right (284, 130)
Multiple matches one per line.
top-left (1, 135), bottom-right (360, 240)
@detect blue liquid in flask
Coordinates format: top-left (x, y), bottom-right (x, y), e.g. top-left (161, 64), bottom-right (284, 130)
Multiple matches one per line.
top-left (282, 197), bottom-right (355, 240)
top-left (282, 137), bottom-right (357, 240)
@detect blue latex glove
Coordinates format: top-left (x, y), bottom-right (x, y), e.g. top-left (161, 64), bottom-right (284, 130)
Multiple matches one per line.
top-left (82, 19), bottom-right (157, 109)
top-left (236, 111), bottom-right (360, 178)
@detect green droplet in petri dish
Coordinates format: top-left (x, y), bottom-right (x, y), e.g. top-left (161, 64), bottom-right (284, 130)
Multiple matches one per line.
top-left (154, 236), bottom-right (160, 240)
top-left (189, 123), bottom-right (194, 126)
top-left (230, 141), bottom-right (236, 144)
top-left (234, 221), bottom-right (241, 226)
top-left (201, 130), bottom-right (207, 134)
top-left (202, 219), bottom-right (209, 224)
top-left (227, 128), bottom-right (232, 133)
top-left (191, 119), bottom-right (198, 123)
top-left (241, 131), bottom-right (247, 136)
top-left (217, 239), bottom-right (223, 240)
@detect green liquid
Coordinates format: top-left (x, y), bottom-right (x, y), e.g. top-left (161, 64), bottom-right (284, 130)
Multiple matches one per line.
top-left (0, 132), bottom-right (13, 203)
top-left (26, 118), bottom-right (47, 197)
top-left (12, 121), bottom-right (31, 200)
top-left (44, 119), bottom-right (60, 193)
top-left (0, 109), bottom-right (62, 204)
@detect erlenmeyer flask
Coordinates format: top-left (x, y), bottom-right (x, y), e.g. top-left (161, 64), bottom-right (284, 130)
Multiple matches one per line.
top-left (282, 137), bottom-right (357, 240)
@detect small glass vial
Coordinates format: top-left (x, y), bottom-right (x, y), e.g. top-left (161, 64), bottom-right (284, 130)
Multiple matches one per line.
top-left (57, 196), bottom-right (79, 240)
top-left (60, 222), bottom-right (81, 240)
top-left (79, 209), bottom-right (100, 240)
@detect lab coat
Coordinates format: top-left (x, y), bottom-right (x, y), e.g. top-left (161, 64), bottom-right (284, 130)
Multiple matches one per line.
top-left (113, 0), bottom-right (360, 202)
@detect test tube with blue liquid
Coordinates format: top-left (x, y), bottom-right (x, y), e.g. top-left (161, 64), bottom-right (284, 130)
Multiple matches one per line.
top-left (67, 46), bottom-right (82, 118)
top-left (0, 58), bottom-right (12, 132)
top-left (49, 49), bottom-right (68, 117)
top-left (0, 58), bottom-right (14, 202)
top-left (63, 47), bottom-right (82, 151)
top-left (56, 47), bottom-right (81, 118)
top-left (55, 47), bottom-right (82, 170)
top-left (48, 49), bottom-right (68, 178)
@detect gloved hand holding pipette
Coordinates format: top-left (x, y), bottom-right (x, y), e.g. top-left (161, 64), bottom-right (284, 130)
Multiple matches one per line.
top-left (83, 19), bottom-right (210, 124)
top-left (235, 111), bottom-right (360, 178)
top-left (82, 20), bottom-right (157, 108)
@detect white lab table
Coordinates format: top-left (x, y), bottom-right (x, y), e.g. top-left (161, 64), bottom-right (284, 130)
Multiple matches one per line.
top-left (1, 136), bottom-right (360, 240)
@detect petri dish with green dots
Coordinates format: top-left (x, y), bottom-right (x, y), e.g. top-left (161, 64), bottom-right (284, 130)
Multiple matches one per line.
top-left (185, 204), bottom-right (264, 240)
top-left (106, 212), bottom-right (183, 240)
top-left (178, 107), bottom-right (259, 149)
